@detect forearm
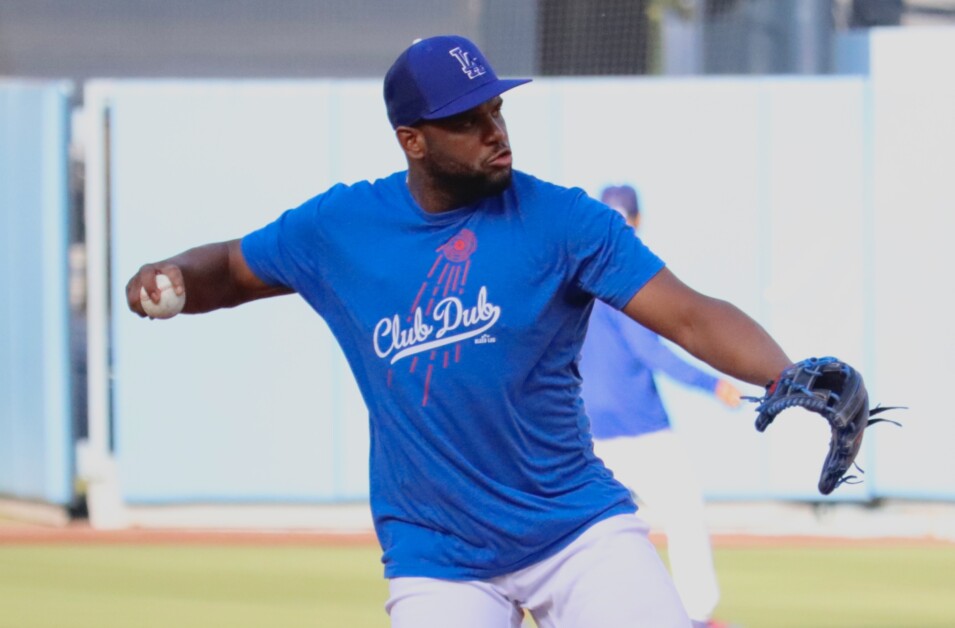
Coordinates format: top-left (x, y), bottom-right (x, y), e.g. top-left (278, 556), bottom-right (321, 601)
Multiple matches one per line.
top-left (623, 268), bottom-right (792, 387)
top-left (619, 323), bottom-right (720, 390)
top-left (165, 241), bottom-right (248, 313)
top-left (127, 239), bottom-right (292, 317)
top-left (666, 296), bottom-right (791, 387)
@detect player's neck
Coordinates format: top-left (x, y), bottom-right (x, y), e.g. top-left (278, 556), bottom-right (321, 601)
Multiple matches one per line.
top-left (406, 172), bottom-right (479, 214)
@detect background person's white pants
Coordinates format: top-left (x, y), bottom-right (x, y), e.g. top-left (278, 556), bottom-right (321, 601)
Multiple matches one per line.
top-left (386, 513), bottom-right (690, 628)
top-left (594, 429), bottom-right (720, 623)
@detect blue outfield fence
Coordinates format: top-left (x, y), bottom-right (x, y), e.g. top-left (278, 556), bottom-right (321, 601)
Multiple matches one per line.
top-left (0, 81), bottom-right (74, 505)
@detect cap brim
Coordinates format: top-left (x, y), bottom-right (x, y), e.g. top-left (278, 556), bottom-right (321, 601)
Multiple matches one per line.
top-left (421, 78), bottom-right (532, 122)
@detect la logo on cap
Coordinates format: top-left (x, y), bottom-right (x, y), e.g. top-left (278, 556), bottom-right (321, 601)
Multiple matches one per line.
top-left (449, 47), bottom-right (486, 79)
top-left (383, 35), bottom-right (531, 128)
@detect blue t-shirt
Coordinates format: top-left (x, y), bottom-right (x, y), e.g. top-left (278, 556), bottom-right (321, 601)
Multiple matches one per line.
top-left (241, 170), bottom-right (665, 580)
top-left (580, 300), bottom-right (720, 439)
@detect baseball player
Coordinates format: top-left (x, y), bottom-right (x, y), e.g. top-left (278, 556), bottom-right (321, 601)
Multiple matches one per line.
top-left (127, 35), bottom-right (793, 627)
top-left (580, 184), bottom-right (741, 628)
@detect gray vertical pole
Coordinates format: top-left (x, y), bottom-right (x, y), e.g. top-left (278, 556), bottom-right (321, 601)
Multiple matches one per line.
top-left (704, 0), bottom-right (834, 75)
top-left (479, 0), bottom-right (538, 76)
top-left (790, 0), bottom-right (834, 74)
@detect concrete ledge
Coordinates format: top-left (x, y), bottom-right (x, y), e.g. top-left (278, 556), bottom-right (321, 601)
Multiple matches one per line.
top-left (5, 496), bottom-right (954, 542)
top-left (0, 498), bottom-right (71, 527)
top-left (640, 500), bottom-right (955, 542)
top-left (124, 502), bottom-right (374, 532)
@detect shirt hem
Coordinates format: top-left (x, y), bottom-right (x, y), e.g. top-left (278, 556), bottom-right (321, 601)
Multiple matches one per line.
top-left (382, 502), bottom-right (637, 581)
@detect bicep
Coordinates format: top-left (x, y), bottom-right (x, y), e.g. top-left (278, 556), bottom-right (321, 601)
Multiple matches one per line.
top-left (621, 268), bottom-right (711, 346)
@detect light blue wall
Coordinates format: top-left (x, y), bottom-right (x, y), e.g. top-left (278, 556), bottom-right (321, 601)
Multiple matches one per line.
top-left (0, 82), bottom-right (73, 504)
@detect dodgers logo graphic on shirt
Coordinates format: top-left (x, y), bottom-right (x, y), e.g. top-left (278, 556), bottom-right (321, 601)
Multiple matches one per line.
top-left (449, 47), bottom-right (486, 79)
top-left (373, 229), bottom-right (500, 406)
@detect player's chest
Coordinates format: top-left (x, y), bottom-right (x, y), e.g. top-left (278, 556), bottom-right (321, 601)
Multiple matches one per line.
top-left (325, 223), bottom-right (564, 341)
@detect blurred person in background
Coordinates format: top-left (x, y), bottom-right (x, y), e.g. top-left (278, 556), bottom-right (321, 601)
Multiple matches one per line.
top-left (580, 184), bottom-right (741, 628)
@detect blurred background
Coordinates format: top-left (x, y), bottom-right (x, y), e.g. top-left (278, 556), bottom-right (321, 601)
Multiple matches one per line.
top-left (3, 0), bottom-right (954, 81)
top-left (2, 0), bottom-right (955, 540)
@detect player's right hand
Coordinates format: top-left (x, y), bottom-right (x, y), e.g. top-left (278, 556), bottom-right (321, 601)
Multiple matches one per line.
top-left (126, 264), bottom-right (185, 317)
top-left (715, 379), bottom-right (742, 408)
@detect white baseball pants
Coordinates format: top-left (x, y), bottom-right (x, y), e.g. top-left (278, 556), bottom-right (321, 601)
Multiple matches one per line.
top-left (386, 513), bottom-right (691, 627)
top-left (594, 429), bottom-right (721, 623)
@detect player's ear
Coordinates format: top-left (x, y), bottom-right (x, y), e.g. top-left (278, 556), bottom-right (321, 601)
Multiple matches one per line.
top-left (396, 126), bottom-right (426, 160)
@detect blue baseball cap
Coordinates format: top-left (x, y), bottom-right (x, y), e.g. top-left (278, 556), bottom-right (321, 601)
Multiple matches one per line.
top-left (384, 35), bottom-right (531, 129)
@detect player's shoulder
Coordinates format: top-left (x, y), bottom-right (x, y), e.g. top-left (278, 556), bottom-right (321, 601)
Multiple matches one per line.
top-left (514, 172), bottom-right (619, 236)
top-left (509, 171), bottom-right (596, 224)
top-left (511, 171), bottom-right (589, 205)
top-left (324, 172), bottom-right (402, 199)
top-left (306, 172), bottom-right (404, 214)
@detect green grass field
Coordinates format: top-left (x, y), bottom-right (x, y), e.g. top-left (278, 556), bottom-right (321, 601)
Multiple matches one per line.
top-left (1, 542), bottom-right (954, 627)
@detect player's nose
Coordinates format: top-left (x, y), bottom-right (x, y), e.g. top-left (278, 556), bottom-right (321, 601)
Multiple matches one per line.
top-left (481, 115), bottom-right (507, 144)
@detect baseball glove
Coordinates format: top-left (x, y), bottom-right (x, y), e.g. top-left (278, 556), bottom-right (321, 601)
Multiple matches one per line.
top-left (745, 357), bottom-right (901, 495)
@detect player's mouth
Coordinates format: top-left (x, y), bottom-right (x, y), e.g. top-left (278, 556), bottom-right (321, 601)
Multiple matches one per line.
top-left (487, 149), bottom-right (512, 169)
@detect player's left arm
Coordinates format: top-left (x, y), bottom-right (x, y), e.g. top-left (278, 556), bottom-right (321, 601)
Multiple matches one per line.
top-left (623, 267), bottom-right (792, 387)
top-left (616, 320), bottom-right (718, 388)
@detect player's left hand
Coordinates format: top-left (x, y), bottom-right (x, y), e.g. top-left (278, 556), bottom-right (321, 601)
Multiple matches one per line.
top-left (744, 357), bottom-right (902, 494)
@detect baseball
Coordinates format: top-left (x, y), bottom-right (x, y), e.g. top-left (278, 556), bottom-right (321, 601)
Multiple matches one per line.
top-left (139, 273), bottom-right (185, 319)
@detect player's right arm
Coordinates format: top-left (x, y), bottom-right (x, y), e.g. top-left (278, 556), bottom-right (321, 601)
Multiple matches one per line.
top-left (126, 239), bottom-right (293, 317)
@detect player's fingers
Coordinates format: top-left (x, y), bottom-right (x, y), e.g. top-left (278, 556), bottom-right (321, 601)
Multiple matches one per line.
top-left (125, 271), bottom-right (149, 314)
top-left (137, 266), bottom-right (165, 303)
top-left (128, 264), bottom-right (174, 307)
top-left (127, 291), bottom-right (147, 316)
top-left (126, 287), bottom-right (148, 316)
top-left (156, 264), bottom-right (185, 296)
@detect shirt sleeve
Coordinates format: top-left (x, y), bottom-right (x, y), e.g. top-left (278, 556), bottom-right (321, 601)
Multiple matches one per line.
top-left (612, 313), bottom-right (720, 392)
top-left (240, 191), bottom-right (328, 291)
top-left (564, 190), bottom-right (665, 309)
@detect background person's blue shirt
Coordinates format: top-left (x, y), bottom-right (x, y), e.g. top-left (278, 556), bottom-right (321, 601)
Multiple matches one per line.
top-left (580, 300), bottom-right (720, 439)
top-left (240, 170), bottom-right (664, 580)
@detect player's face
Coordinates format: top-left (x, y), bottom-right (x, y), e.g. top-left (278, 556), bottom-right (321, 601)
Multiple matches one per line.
top-left (418, 96), bottom-right (513, 199)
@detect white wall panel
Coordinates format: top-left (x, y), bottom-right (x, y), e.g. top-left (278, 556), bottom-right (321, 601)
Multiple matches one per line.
top-left (105, 81), bottom-right (375, 501)
top-left (91, 45), bottom-right (955, 503)
top-left (867, 29), bottom-right (955, 499)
